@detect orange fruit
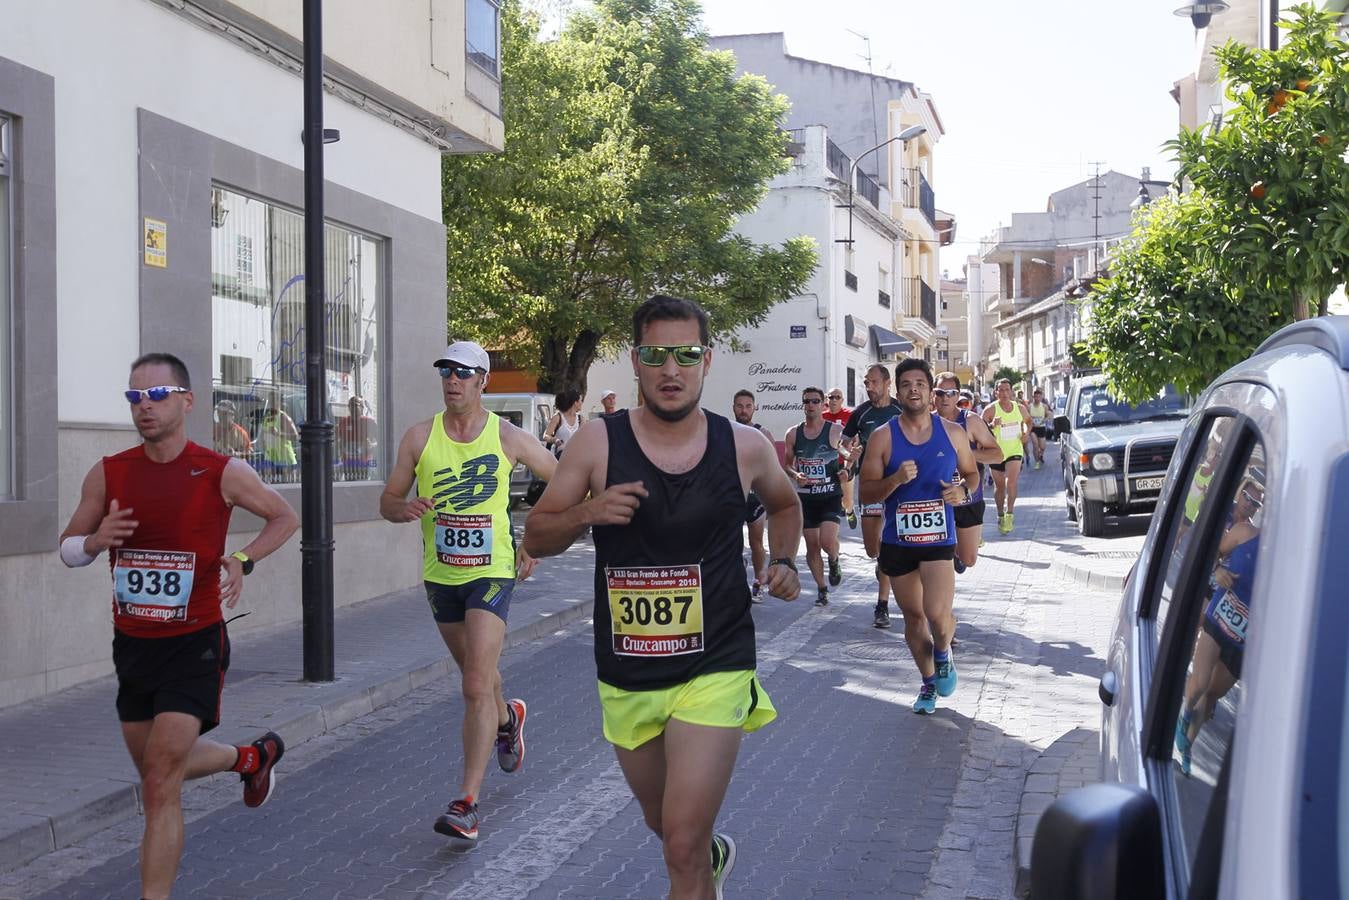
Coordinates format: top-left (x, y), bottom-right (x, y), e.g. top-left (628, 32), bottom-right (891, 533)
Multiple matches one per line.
top-left (1250, 181), bottom-right (1267, 200)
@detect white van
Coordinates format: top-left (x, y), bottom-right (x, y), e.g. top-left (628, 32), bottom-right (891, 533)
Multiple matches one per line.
top-left (481, 393), bottom-right (555, 505)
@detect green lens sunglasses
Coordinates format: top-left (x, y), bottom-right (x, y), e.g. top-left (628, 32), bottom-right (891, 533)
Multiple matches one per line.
top-left (636, 345), bottom-right (708, 367)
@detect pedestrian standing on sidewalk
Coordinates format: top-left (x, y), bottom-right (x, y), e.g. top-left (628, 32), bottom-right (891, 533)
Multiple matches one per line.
top-left (378, 340), bottom-right (557, 843)
top-left (821, 388), bottom-right (857, 527)
top-left (732, 389), bottom-right (774, 602)
top-left (58, 352), bottom-right (299, 900)
top-left (860, 359), bottom-right (979, 714)
top-left (782, 387), bottom-right (849, 606)
top-left (983, 378), bottom-right (1032, 534)
top-left (525, 294), bottom-right (802, 900)
top-left (934, 372), bottom-right (1003, 573)
top-left (841, 364), bottom-right (903, 628)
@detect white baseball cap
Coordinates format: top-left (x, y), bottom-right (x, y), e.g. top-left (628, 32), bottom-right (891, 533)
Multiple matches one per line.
top-left (601, 389), bottom-right (617, 399)
top-left (433, 340), bottom-right (490, 373)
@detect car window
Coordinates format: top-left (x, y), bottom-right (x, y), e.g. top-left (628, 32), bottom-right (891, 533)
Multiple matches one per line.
top-left (1165, 440), bottom-right (1266, 877)
top-left (1074, 383), bottom-right (1192, 429)
top-left (1151, 417), bottom-right (1237, 642)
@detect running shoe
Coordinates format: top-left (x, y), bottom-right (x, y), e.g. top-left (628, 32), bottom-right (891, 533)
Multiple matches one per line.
top-left (711, 832), bottom-right (737, 900)
top-left (828, 556), bottom-right (842, 587)
top-left (242, 730), bottom-right (285, 808)
top-left (846, 509), bottom-right (858, 529)
top-left (1034, 459), bottom-right (1042, 470)
top-left (751, 582), bottom-right (764, 604)
top-left (815, 587), bottom-right (829, 607)
top-left (1008, 513), bottom-right (1015, 532)
top-left (496, 698), bottom-right (527, 773)
top-left (998, 514), bottom-right (1011, 535)
top-left (934, 653), bottom-right (958, 697)
top-left (1175, 711), bottom-right (1193, 776)
top-left (434, 798), bottom-right (479, 841)
top-left (954, 556), bottom-right (967, 575)
top-left (873, 607), bottom-right (891, 629)
top-left (912, 683), bottom-right (937, 715)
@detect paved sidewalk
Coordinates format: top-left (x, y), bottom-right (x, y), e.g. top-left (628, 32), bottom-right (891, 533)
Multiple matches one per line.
top-left (0, 541), bottom-right (599, 872)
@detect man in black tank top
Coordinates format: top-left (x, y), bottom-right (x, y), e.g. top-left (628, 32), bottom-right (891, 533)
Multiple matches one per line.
top-left (782, 387), bottom-right (848, 605)
top-left (732, 389), bottom-right (775, 601)
top-left (841, 364), bottom-right (903, 628)
top-left (526, 296), bottom-right (802, 899)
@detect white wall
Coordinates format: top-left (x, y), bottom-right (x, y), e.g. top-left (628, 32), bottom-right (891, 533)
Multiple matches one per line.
top-left (0, 0), bottom-right (443, 425)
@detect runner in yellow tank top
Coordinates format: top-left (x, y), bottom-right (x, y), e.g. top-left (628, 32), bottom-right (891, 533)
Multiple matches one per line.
top-left (1026, 388), bottom-right (1050, 469)
top-left (379, 341), bottom-right (557, 844)
top-left (982, 379), bottom-right (1032, 534)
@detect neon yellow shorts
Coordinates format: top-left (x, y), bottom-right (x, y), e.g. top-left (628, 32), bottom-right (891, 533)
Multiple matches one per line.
top-left (598, 669), bottom-right (778, 751)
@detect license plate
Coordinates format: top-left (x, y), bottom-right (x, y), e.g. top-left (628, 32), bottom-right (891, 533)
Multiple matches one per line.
top-left (1133, 476), bottom-right (1164, 492)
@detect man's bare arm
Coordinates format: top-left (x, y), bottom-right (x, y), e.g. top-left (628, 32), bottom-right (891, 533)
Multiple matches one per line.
top-left (965, 415), bottom-right (1005, 465)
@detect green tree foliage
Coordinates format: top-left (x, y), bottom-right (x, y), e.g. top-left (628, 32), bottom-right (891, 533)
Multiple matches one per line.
top-left (991, 366), bottom-right (1022, 388)
top-left (442, 0), bottom-right (818, 393)
top-left (1086, 4), bottom-right (1347, 402)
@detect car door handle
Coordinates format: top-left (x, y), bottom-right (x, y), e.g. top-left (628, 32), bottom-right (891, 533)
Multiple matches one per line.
top-left (1099, 670), bottom-right (1118, 707)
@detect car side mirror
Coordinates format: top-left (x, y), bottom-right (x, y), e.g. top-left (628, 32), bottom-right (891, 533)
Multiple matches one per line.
top-left (1054, 415), bottom-right (1071, 435)
top-left (1030, 783), bottom-right (1165, 900)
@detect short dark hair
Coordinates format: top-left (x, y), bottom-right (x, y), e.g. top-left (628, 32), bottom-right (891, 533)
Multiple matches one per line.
top-left (733, 389), bottom-right (755, 403)
top-left (632, 294), bottom-right (710, 347)
top-left (866, 363), bottom-right (891, 381)
top-left (802, 386), bottom-right (824, 401)
top-left (554, 389), bottom-right (581, 411)
top-left (996, 378), bottom-right (1013, 389)
top-left (936, 371), bottom-right (960, 389)
top-left (894, 358), bottom-right (934, 388)
top-left (130, 352), bottom-right (191, 389)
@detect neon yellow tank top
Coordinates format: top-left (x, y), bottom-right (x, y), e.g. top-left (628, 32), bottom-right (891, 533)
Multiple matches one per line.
top-left (415, 411), bottom-right (515, 584)
top-left (989, 402), bottom-right (1025, 460)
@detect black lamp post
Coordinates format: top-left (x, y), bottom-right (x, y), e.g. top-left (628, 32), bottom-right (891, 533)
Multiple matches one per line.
top-left (1174, 1), bottom-right (1230, 29)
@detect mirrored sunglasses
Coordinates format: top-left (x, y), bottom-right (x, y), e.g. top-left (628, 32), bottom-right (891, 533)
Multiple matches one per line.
top-left (636, 345), bottom-right (707, 367)
top-left (125, 386), bottom-right (190, 404)
top-left (438, 365), bottom-right (480, 380)
top-left (933, 388), bottom-right (960, 398)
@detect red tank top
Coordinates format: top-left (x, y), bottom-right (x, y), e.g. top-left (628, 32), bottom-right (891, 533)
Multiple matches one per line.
top-left (822, 408), bottom-right (852, 425)
top-left (102, 442), bottom-right (232, 637)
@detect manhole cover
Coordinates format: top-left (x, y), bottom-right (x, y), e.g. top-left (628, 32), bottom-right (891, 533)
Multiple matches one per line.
top-left (839, 640), bottom-right (910, 661)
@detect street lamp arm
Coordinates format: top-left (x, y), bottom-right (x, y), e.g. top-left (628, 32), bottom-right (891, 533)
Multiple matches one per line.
top-left (838, 124), bottom-right (927, 246)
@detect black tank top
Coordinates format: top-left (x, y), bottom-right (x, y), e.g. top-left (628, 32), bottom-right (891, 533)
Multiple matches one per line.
top-left (593, 410), bottom-right (756, 690)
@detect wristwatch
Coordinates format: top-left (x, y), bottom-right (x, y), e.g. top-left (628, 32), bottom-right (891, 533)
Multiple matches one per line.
top-left (230, 551), bottom-right (254, 576)
top-left (770, 557), bottom-right (797, 571)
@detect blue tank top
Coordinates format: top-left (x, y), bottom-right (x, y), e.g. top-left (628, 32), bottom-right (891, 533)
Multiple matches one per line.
top-left (881, 414), bottom-right (957, 547)
top-left (956, 409), bottom-right (985, 504)
top-left (1203, 517), bottom-right (1260, 646)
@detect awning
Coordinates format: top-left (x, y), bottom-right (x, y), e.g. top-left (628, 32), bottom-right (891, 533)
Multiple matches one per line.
top-left (870, 324), bottom-right (914, 355)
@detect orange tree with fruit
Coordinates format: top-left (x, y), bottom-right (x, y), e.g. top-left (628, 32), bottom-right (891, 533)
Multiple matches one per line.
top-left (1086, 4), bottom-right (1347, 403)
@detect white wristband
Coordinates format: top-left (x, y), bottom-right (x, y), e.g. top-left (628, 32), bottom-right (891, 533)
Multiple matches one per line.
top-left (60, 535), bottom-right (99, 567)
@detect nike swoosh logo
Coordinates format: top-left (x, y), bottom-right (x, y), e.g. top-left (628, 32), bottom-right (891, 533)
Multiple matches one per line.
top-left (190, 468), bottom-right (209, 476)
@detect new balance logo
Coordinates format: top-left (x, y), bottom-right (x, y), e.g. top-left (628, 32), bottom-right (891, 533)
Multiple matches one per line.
top-left (431, 454), bottom-right (501, 511)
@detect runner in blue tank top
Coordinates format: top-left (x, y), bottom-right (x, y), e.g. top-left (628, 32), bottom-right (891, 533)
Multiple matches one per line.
top-left (859, 359), bottom-right (980, 715)
top-left (934, 372), bottom-right (1004, 574)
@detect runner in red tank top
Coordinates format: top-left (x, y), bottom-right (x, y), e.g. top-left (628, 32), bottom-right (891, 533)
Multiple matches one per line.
top-left (59, 352), bottom-right (298, 900)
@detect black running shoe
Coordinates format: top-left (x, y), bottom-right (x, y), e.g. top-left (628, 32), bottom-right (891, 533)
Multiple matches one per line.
top-left (954, 556), bottom-right (967, 575)
top-left (815, 587), bottom-right (829, 606)
top-left (873, 607), bottom-right (891, 629)
top-left (711, 833), bottom-right (737, 900)
top-left (242, 731), bottom-right (284, 809)
top-left (828, 556), bottom-right (842, 586)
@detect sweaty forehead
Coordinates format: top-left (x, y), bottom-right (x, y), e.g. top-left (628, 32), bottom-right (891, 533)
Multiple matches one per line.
top-left (640, 318), bottom-right (702, 345)
top-left (129, 363), bottom-right (181, 389)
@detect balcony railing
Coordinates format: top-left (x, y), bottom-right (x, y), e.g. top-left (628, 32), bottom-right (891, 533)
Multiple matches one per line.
top-left (825, 137), bottom-right (850, 184)
top-left (855, 168), bottom-right (880, 207)
top-left (900, 167), bottom-right (937, 230)
top-left (920, 280), bottom-right (937, 327)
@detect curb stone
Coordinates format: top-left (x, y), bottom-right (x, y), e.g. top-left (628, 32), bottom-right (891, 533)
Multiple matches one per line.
top-left (1013, 727), bottom-right (1101, 898)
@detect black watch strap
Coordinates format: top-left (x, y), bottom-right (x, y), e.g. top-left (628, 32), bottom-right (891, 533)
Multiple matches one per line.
top-left (770, 557), bottom-right (797, 571)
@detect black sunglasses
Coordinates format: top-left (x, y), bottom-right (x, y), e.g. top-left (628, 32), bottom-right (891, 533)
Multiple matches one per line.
top-left (125, 386), bottom-right (190, 404)
top-left (803, 397), bottom-right (823, 405)
top-left (438, 365), bottom-right (481, 381)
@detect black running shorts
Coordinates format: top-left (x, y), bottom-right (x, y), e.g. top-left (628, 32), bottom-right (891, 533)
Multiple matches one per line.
top-left (878, 542), bottom-right (955, 577)
top-left (113, 622), bottom-right (230, 734)
top-left (800, 494), bottom-right (844, 530)
top-left (954, 499), bottom-right (986, 530)
top-left (425, 578), bottom-right (516, 624)
top-left (990, 455), bottom-right (1023, 472)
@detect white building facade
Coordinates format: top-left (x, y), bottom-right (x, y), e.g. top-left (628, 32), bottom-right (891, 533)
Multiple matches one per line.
top-left (0, 0), bottom-right (504, 706)
top-left (587, 125), bottom-right (914, 440)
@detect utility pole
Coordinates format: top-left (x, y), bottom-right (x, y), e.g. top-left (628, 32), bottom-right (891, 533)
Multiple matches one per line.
top-left (1089, 161), bottom-right (1104, 263)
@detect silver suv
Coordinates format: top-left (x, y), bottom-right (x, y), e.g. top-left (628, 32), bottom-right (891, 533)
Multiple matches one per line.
top-left (1030, 316), bottom-right (1349, 898)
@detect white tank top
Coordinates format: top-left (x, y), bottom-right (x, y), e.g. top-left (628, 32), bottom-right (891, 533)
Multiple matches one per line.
top-left (554, 411), bottom-right (582, 448)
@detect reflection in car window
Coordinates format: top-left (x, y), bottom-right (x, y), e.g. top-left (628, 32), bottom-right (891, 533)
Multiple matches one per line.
top-left (1169, 442), bottom-right (1265, 874)
top-left (1074, 383), bottom-right (1193, 429)
top-left (1153, 418), bottom-right (1235, 643)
